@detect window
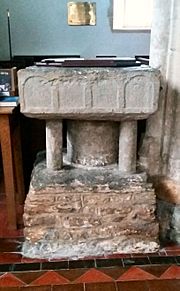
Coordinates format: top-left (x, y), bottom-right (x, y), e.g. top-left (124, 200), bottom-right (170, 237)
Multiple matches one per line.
top-left (113, 0), bottom-right (153, 30)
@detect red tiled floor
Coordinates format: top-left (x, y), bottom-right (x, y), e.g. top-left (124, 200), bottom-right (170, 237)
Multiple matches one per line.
top-left (21, 257), bottom-right (46, 263)
top-left (53, 283), bottom-right (84, 291)
top-left (85, 282), bottom-right (117, 291)
top-left (20, 287), bottom-right (51, 291)
top-left (30, 271), bottom-right (70, 286)
top-left (142, 265), bottom-right (169, 278)
top-left (117, 280), bottom-right (149, 291)
top-left (0, 253), bottom-right (22, 264)
top-left (164, 245), bottom-right (180, 256)
top-left (0, 238), bottom-right (24, 252)
top-left (14, 271), bottom-right (46, 285)
top-left (160, 265), bottom-right (180, 279)
top-left (0, 273), bottom-right (25, 287)
top-left (147, 279), bottom-right (180, 291)
top-left (0, 195), bottom-right (24, 238)
top-left (57, 269), bottom-right (88, 282)
top-left (100, 268), bottom-right (126, 280)
top-left (117, 266), bottom-right (157, 281)
top-left (0, 287), bottom-right (21, 291)
top-left (75, 268), bottom-right (114, 283)
top-left (164, 245), bottom-right (180, 251)
top-left (0, 183), bottom-right (180, 291)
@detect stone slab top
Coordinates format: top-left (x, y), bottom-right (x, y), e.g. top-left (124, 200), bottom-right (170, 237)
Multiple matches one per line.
top-left (19, 64), bottom-right (157, 74)
top-left (18, 65), bottom-right (160, 120)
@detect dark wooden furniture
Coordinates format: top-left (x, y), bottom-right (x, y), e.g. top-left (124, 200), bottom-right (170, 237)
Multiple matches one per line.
top-left (0, 105), bottom-right (25, 230)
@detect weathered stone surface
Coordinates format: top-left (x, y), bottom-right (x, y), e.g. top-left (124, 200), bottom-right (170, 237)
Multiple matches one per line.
top-left (22, 236), bottom-right (159, 260)
top-left (46, 120), bottom-right (63, 170)
top-left (22, 160), bottom-right (159, 259)
top-left (67, 120), bottom-right (119, 166)
top-left (18, 66), bottom-right (160, 120)
top-left (119, 121), bottom-right (137, 173)
top-left (154, 177), bottom-right (180, 205)
top-left (30, 159), bottom-right (149, 191)
top-left (139, 0), bottom-right (180, 183)
top-left (155, 177), bottom-right (180, 245)
top-left (157, 199), bottom-right (180, 245)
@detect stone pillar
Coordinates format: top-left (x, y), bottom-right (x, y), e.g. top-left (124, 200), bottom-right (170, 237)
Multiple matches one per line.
top-left (139, 0), bottom-right (172, 176)
top-left (118, 121), bottom-right (137, 173)
top-left (46, 120), bottom-right (63, 170)
top-left (146, 0), bottom-right (180, 244)
top-left (142, 0), bottom-right (180, 182)
top-left (67, 120), bottom-right (119, 166)
top-left (166, 0), bottom-right (180, 182)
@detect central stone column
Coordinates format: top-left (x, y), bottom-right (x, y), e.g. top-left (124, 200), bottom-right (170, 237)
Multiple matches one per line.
top-left (67, 121), bottom-right (119, 166)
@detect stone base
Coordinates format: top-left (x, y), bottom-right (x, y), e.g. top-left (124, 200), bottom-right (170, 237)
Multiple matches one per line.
top-left (154, 177), bottom-right (180, 244)
top-left (22, 159), bottom-right (159, 259)
top-left (22, 237), bottom-right (158, 260)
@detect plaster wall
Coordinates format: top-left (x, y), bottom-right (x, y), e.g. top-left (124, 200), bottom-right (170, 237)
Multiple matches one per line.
top-left (0, 0), bottom-right (150, 60)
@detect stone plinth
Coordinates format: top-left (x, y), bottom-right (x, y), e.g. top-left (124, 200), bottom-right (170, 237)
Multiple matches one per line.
top-left (22, 159), bottom-right (159, 259)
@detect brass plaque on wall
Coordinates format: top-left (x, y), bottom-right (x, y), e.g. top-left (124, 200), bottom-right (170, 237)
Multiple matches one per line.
top-left (68, 2), bottom-right (96, 26)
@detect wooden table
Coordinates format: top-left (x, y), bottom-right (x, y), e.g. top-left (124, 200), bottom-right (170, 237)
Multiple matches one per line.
top-left (0, 106), bottom-right (25, 230)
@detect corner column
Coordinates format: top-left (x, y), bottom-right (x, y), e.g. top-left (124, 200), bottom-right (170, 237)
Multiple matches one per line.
top-left (118, 121), bottom-right (137, 173)
top-left (46, 120), bottom-right (63, 170)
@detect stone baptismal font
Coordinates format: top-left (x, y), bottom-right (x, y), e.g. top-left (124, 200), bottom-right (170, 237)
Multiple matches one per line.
top-left (18, 65), bottom-right (160, 258)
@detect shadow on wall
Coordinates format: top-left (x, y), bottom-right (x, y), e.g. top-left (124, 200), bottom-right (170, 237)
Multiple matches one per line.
top-left (107, 0), bottom-right (113, 30)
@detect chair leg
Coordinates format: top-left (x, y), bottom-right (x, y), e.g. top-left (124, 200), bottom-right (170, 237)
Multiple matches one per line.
top-left (12, 120), bottom-right (25, 205)
top-left (0, 115), bottom-right (17, 230)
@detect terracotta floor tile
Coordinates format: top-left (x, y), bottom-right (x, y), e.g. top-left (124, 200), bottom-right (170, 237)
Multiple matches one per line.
top-left (53, 283), bottom-right (84, 291)
top-left (117, 266), bottom-right (157, 281)
top-left (75, 268), bottom-right (114, 283)
top-left (57, 269), bottom-right (87, 282)
top-left (147, 279), bottom-right (180, 291)
top-left (0, 198), bottom-right (24, 238)
top-left (0, 287), bottom-right (20, 291)
top-left (0, 238), bottom-right (23, 252)
top-left (0, 253), bottom-right (22, 264)
top-left (166, 250), bottom-right (180, 256)
top-left (20, 287), bottom-right (51, 291)
top-left (0, 273), bottom-right (25, 287)
top-left (85, 282), bottom-right (117, 291)
top-left (21, 257), bottom-right (46, 263)
top-left (142, 265), bottom-right (169, 278)
top-left (117, 281), bottom-right (149, 291)
top-left (165, 245), bottom-right (180, 251)
top-left (30, 270), bottom-right (70, 286)
top-left (14, 271), bottom-right (46, 285)
top-left (101, 268), bottom-right (126, 280)
top-left (160, 265), bottom-right (180, 279)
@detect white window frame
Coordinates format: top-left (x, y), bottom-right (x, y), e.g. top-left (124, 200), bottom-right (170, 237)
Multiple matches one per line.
top-left (113, 0), bottom-right (153, 30)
